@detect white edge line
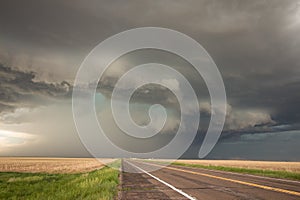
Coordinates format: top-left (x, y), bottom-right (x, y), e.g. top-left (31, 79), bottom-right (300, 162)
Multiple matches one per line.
top-left (136, 160), bottom-right (300, 184)
top-left (126, 160), bottom-right (197, 200)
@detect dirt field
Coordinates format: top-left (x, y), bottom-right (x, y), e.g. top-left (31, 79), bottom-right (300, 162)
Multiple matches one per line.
top-left (0, 157), bottom-right (116, 173)
top-left (175, 160), bottom-right (300, 173)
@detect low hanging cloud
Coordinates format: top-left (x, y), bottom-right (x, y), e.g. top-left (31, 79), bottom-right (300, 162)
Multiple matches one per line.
top-left (200, 102), bottom-right (275, 133)
top-left (225, 106), bottom-right (275, 132)
top-left (0, 64), bottom-right (71, 114)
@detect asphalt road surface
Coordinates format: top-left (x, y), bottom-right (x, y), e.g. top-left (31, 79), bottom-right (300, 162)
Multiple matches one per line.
top-left (120, 159), bottom-right (300, 200)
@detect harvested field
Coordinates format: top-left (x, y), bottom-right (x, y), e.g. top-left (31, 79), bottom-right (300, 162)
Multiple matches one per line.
top-left (176, 160), bottom-right (300, 173)
top-left (0, 157), bottom-right (116, 173)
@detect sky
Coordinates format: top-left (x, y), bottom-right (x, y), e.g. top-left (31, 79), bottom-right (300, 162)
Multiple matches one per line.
top-left (0, 0), bottom-right (300, 160)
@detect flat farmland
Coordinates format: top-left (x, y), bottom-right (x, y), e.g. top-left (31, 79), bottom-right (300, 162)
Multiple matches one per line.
top-left (175, 160), bottom-right (300, 173)
top-left (0, 157), bottom-right (116, 173)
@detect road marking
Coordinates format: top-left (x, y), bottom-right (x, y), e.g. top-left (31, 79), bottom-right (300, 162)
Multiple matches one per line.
top-left (125, 160), bottom-right (197, 200)
top-left (138, 161), bottom-right (300, 197)
top-left (175, 163), bottom-right (300, 184)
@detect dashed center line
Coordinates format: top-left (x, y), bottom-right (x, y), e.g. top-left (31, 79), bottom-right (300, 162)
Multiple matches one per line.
top-left (138, 161), bottom-right (300, 197)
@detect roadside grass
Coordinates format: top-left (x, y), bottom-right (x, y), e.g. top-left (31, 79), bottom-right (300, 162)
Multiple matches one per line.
top-left (173, 162), bottom-right (300, 181)
top-left (0, 160), bottom-right (120, 200)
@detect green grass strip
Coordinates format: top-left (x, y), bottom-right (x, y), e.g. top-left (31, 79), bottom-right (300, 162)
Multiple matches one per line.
top-left (0, 163), bottom-right (120, 200)
top-left (173, 162), bottom-right (300, 181)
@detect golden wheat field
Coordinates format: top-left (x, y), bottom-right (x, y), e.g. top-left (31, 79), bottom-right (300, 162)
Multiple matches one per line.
top-left (176, 160), bottom-right (300, 173)
top-left (0, 157), bottom-right (116, 173)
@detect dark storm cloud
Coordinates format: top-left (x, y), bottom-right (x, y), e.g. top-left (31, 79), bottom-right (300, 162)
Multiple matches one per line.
top-left (0, 64), bottom-right (71, 114)
top-left (95, 49), bottom-right (200, 111)
top-left (1, 0), bottom-right (299, 133)
top-left (205, 130), bottom-right (300, 161)
top-left (0, 0), bottom-right (300, 158)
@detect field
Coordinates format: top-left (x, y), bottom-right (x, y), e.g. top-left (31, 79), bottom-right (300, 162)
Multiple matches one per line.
top-left (174, 160), bottom-right (300, 181)
top-left (0, 158), bottom-right (120, 200)
top-left (2, 158), bottom-right (300, 199)
top-left (175, 160), bottom-right (300, 173)
top-left (0, 157), bottom-right (116, 173)
top-left (0, 167), bottom-right (119, 200)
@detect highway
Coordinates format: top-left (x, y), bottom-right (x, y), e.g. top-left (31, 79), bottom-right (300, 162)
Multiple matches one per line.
top-left (120, 159), bottom-right (300, 200)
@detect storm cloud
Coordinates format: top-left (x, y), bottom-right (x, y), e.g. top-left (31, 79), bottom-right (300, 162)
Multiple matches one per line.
top-left (0, 0), bottom-right (299, 159)
top-left (0, 64), bottom-right (71, 116)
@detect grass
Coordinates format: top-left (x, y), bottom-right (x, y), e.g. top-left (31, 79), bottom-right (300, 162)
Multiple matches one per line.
top-left (173, 162), bottom-right (300, 181)
top-left (0, 161), bottom-right (120, 200)
top-left (175, 159), bottom-right (300, 173)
